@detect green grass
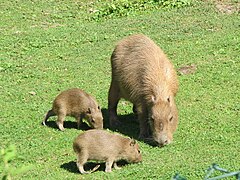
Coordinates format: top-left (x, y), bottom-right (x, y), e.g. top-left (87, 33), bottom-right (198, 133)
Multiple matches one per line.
top-left (1, 0), bottom-right (240, 179)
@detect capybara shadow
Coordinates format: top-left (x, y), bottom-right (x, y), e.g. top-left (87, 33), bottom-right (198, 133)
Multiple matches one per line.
top-left (102, 108), bottom-right (157, 146)
top-left (42, 120), bottom-right (91, 131)
top-left (103, 107), bottom-right (159, 147)
top-left (101, 108), bottom-right (139, 140)
top-left (61, 160), bottom-right (129, 174)
top-left (110, 114), bottom-right (158, 147)
top-left (61, 161), bottom-right (79, 173)
top-left (60, 161), bottom-right (105, 174)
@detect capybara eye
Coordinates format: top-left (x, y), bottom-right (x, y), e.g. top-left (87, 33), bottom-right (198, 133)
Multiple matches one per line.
top-left (167, 97), bottom-right (170, 103)
top-left (98, 106), bottom-right (100, 110)
top-left (138, 150), bottom-right (141, 153)
top-left (91, 119), bottom-right (95, 123)
top-left (169, 116), bottom-right (173, 122)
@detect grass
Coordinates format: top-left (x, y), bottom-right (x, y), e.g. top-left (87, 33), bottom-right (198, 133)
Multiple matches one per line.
top-left (0, 0), bottom-right (240, 179)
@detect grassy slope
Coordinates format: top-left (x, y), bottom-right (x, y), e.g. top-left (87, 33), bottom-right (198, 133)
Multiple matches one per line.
top-left (0, 0), bottom-right (239, 179)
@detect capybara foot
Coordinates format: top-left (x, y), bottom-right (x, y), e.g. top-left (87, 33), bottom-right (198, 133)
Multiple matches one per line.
top-left (42, 121), bottom-right (46, 126)
top-left (56, 122), bottom-right (65, 131)
top-left (113, 162), bottom-right (121, 170)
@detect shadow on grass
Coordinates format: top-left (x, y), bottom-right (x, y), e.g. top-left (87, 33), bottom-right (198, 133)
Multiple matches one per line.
top-left (41, 108), bottom-right (139, 137)
top-left (42, 120), bottom-right (91, 131)
top-left (60, 161), bottom-right (79, 174)
top-left (101, 108), bottom-right (139, 140)
top-left (102, 108), bottom-right (157, 147)
top-left (42, 108), bottom-right (155, 146)
top-left (60, 160), bottom-right (129, 174)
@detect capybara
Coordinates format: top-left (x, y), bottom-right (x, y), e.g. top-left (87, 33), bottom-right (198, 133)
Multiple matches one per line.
top-left (73, 129), bottom-right (142, 173)
top-left (42, 88), bottom-right (103, 131)
top-left (108, 34), bottom-right (179, 147)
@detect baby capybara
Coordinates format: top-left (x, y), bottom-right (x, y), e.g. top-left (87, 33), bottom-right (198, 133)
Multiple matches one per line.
top-left (108, 34), bottom-right (179, 147)
top-left (73, 129), bottom-right (142, 174)
top-left (42, 88), bottom-right (103, 131)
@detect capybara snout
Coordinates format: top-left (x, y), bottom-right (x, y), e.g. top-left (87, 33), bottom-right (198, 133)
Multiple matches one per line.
top-left (149, 98), bottom-right (178, 146)
top-left (85, 106), bottom-right (103, 129)
top-left (128, 140), bottom-right (142, 163)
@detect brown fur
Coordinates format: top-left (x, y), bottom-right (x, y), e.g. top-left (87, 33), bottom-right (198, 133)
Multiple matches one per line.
top-left (73, 129), bottom-right (142, 173)
top-left (42, 88), bottom-right (103, 131)
top-left (108, 34), bottom-right (179, 146)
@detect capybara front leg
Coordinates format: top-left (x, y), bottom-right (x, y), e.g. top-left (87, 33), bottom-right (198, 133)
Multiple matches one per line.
top-left (76, 116), bottom-right (83, 129)
top-left (105, 160), bottom-right (114, 172)
top-left (108, 81), bottom-right (121, 127)
top-left (138, 106), bottom-right (150, 139)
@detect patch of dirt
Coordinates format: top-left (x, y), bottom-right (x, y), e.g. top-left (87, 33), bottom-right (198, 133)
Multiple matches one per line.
top-left (214, 0), bottom-right (240, 14)
top-left (177, 64), bottom-right (197, 75)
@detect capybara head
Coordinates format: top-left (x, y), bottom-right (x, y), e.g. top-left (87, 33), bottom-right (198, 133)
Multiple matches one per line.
top-left (85, 106), bottom-right (103, 129)
top-left (124, 139), bottom-right (142, 163)
top-left (148, 96), bottom-right (178, 147)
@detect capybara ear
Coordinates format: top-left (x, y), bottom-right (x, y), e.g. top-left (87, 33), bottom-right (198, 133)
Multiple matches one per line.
top-left (87, 108), bottom-right (92, 114)
top-left (130, 139), bottom-right (136, 146)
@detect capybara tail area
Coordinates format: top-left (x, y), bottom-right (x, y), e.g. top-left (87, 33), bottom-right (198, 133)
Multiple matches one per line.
top-left (73, 142), bottom-right (82, 154)
top-left (88, 165), bottom-right (100, 173)
top-left (42, 109), bottom-right (55, 126)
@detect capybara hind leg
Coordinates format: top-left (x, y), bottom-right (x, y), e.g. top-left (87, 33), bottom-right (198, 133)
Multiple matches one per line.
top-left (138, 106), bottom-right (150, 139)
top-left (108, 81), bottom-right (121, 127)
top-left (105, 160), bottom-right (114, 172)
top-left (42, 109), bottom-right (55, 126)
top-left (56, 111), bottom-right (66, 131)
top-left (113, 162), bottom-right (121, 170)
top-left (76, 155), bottom-right (89, 174)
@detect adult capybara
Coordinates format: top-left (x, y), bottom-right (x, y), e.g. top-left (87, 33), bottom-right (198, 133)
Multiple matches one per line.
top-left (42, 88), bottom-right (103, 131)
top-left (108, 34), bottom-right (179, 147)
top-left (73, 129), bottom-right (142, 173)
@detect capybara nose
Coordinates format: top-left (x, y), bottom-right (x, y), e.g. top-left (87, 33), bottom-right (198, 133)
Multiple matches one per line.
top-left (164, 139), bottom-right (169, 145)
top-left (158, 136), bottom-right (171, 147)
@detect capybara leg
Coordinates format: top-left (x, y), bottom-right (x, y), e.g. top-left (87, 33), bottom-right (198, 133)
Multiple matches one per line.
top-left (105, 160), bottom-right (114, 172)
top-left (108, 81), bottom-right (121, 127)
top-left (76, 154), bottom-right (89, 174)
top-left (56, 111), bottom-right (66, 131)
top-left (77, 164), bottom-right (89, 174)
top-left (42, 109), bottom-right (55, 126)
top-left (76, 117), bottom-right (82, 129)
top-left (138, 106), bottom-right (150, 139)
top-left (113, 162), bottom-right (121, 170)
top-left (132, 104), bottom-right (137, 115)
top-left (132, 104), bottom-right (139, 123)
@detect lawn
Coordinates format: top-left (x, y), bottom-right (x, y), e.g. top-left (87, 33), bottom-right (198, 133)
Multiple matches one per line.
top-left (0, 0), bottom-right (239, 179)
